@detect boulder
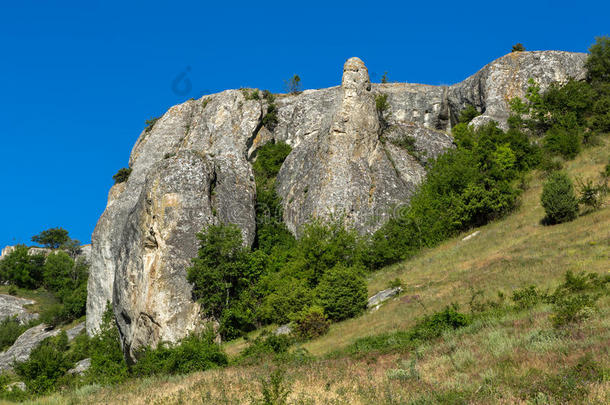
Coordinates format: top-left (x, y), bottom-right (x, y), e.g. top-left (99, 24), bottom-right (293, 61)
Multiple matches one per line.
top-left (273, 324), bottom-right (293, 336)
top-left (0, 294), bottom-right (38, 325)
top-left (367, 287), bottom-right (402, 308)
top-left (67, 358), bottom-right (91, 376)
top-left (0, 324), bottom-right (60, 372)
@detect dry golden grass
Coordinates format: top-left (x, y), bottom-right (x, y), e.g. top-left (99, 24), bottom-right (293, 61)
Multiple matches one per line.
top-left (22, 139), bottom-right (610, 404)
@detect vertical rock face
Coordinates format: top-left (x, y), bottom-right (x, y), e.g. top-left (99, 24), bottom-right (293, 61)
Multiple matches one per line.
top-left (275, 58), bottom-right (452, 235)
top-left (87, 51), bottom-right (587, 360)
top-left (87, 91), bottom-right (260, 359)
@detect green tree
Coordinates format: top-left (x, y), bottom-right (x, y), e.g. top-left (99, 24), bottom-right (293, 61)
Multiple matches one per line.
top-left (0, 245), bottom-right (45, 288)
top-left (187, 224), bottom-right (251, 320)
top-left (85, 304), bottom-right (129, 385)
top-left (512, 43), bottom-right (525, 52)
top-left (112, 167), bottom-right (132, 184)
top-left (31, 227), bottom-right (69, 249)
top-left (541, 172), bottom-right (579, 225)
top-left (315, 264), bottom-right (368, 321)
top-left (286, 74), bottom-right (301, 94)
top-left (585, 36), bottom-right (610, 85)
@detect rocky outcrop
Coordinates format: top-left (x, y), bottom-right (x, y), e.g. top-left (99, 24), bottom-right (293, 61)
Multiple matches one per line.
top-left (0, 324), bottom-right (60, 372)
top-left (86, 51), bottom-right (587, 360)
top-left (67, 358), bottom-right (91, 376)
top-left (87, 91), bottom-right (260, 361)
top-left (367, 287), bottom-right (403, 308)
top-left (448, 51), bottom-right (587, 129)
top-left (276, 57), bottom-right (450, 235)
top-left (66, 322), bottom-right (85, 341)
top-left (0, 294), bottom-right (38, 325)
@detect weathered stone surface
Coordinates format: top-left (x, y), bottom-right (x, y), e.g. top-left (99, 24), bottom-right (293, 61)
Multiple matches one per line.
top-left (88, 91), bottom-right (259, 361)
top-left (0, 324), bottom-right (60, 372)
top-left (0, 294), bottom-right (38, 325)
top-left (273, 324), bottom-right (293, 336)
top-left (367, 287), bottom-right (402, 308)
top-left (87, 51), bottom-right (587, 360)
top-left (276, 57), bottom-right (449, 235)
top-left (448, 51), bottom-right (587, 129)
top-left (7, 381), bottom-right (26, 391)
top-left (66, 322), bottom-right (85, 341)
top-left (67, 358), bottom-right (91, 376)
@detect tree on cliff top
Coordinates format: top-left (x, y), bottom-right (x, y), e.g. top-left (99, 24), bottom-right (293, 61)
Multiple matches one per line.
top-left (31, 227), bottom-right (69, 249)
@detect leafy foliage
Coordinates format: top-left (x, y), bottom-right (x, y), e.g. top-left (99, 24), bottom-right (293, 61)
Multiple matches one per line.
top-left (292, 306), bottom-right (330, 340)
top-left (144, 116), bottom-right (160, 132)
top-left (315, 265), bottom-right (367, 321)
top-left (31, 227), bottom-right (69, 249)
top-left (0, 245), bottom-right (45, 289)
top-left (84, 304), bottom-right (129, 385)
top-left (0, 317), bottom-right (31, 351)
top-left (112, 167), bottom-right (132, 184)
top-left (14, 332), bottom-right (73, 394)
top-left (132, 330), bottom-right (227, 377)
top-left (458, 104), bottom-right (480, 124)
top-left (541, 172), bottom-right (579, 224)
top-left (512, 43), bottom-right (525, 52)
top-left (285, 75), bottom-right (301, 94)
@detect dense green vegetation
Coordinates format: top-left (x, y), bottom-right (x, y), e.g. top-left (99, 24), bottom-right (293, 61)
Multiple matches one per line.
top-left (112, 167), bottom-right (132, 184)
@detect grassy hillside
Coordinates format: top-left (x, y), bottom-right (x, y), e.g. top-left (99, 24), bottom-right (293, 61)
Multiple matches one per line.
top-left (21, 138), bottom-right (609, 404)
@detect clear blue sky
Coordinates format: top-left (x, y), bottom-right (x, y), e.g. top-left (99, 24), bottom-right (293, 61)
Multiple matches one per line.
top-left (1, 1), bottom-right (608, 248)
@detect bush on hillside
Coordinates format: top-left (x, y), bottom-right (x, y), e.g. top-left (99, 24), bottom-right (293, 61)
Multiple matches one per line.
top-left (0, 245), bottom-right (45, 289)
top-left (541, 172), bottom-right (579, 224)
top-left (84, 304), bottom-right (128, 385)
top-left (0, 317), bottom-right (31, 351)
top-left (132, 330), bottom-right (227, 377)
top-left (315, 264), bottom-right (368, 322)
top-left (14, 332), bottom-right (73, 394)
top-left (292, 306), bottom-right (330, 340)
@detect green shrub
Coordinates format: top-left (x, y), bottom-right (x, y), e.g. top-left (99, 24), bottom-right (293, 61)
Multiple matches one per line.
top-left (14, 332), bottom-right (73, 394)
top-left (252, 368), bottom-right (291, 405)
top-left (511, 286), bottom-right (546, 310)
top-left (0, 317), bottom-right (31, 351)
top-left (187, 224), bottom-right (252, 329)
top-left (409, 305), bottom-right (471, 341)
top-left (132, 331), bottom-right (227, 377)
top-left (512, 43), bottom-right (525, 52)
top-left (285, 75), bottom-right (301, 94)
top-left (144, 116), bottom-right (160, 132)
top-left (112, 167), bottom-right (132, 184)
top-left (541, 172), bottom-right (579, 224)
top-left (84, 304), bottom-right (128, 385)
top-left (458, 104), bottom-right (480, 124)
top-left (240, 333), bottom-right (292, 362)
top-left (543, 126), bottom-right (581, 159)
top-left (315, 264), bottom-right (367, 321)
top-left (0, 245), bottom-right (45, 289)
top-left (292, 306), bottom-right (330, 340)
top-left (585, 36), bottom-right (610, 85)
top-left (576, 177), bottom-right (606, 211)
top-left (375, 94), bottom-right (390, 128)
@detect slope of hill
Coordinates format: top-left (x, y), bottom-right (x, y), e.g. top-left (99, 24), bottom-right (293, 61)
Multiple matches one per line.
top-left (26, 137), bottom-right (609, 404)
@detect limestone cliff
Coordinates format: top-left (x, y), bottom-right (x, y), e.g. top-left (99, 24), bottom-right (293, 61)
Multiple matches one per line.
top-left (86, 50), bottom-right (586, 361)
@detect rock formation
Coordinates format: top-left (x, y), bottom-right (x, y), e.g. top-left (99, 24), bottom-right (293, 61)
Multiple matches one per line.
top-left (0, 294), bottom-right (39, 325)
top-left (86, 50), bottom-right (587, 361)
top-left (0, 324), bottom-right (60, 372)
